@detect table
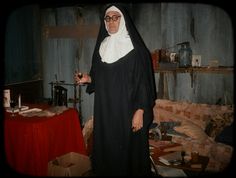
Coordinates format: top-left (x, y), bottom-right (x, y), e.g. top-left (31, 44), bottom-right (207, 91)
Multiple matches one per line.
top-left (4, 104), bottom-right (87, 176)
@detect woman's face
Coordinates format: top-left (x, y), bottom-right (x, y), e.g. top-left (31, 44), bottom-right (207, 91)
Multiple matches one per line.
top-left (104, 11), bottom-right (121, 34)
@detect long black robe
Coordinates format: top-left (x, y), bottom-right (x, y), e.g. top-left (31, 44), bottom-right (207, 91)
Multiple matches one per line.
top-left (86, 4), bottom-right (156, 176)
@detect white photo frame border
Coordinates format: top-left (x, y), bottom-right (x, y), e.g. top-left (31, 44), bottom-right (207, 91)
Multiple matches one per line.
top-left (192, 55), bottom-right (201, 67)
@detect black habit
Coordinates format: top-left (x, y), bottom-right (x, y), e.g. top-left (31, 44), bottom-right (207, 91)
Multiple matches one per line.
top-left (86, 3), bottom-right (156, 176)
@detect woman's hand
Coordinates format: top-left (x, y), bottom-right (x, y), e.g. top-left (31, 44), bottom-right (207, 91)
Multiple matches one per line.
top-left (132, 109), bottom-right (144, 132)
top-left (74, 72), bottom-right (91, 85)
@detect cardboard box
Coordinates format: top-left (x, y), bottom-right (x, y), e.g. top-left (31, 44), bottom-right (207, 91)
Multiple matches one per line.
top-left (48, 152), bottom-right (91, 176)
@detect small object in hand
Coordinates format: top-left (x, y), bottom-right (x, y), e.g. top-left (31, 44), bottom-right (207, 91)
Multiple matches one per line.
top-left (78, 73), bottom-right (83, 79)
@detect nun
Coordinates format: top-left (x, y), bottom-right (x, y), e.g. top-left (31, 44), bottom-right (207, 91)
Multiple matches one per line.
top-left (75, 3), bottom-right (156, 175)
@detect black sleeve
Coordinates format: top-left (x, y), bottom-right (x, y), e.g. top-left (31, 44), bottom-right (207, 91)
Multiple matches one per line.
top-left (86, 60), bottom-right (95, 94)
top-left (132, 50), bottom-right (156, 111)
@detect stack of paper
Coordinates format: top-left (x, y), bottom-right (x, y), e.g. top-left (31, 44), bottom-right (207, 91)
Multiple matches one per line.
top-left (19, 108), bottom-right (42, 114)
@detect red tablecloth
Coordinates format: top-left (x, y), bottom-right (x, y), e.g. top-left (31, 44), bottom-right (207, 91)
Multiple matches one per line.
top-left (4, 106), bottom-right (87, 176)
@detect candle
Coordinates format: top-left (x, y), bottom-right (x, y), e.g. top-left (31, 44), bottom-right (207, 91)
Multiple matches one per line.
top-left (18, 94), bottom-right (21, 109)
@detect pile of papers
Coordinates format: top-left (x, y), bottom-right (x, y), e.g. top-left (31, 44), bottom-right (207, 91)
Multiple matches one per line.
top-left (6, 106), bottom-right (69, 118)
top-left (19, 108), bottom-right (55, 117)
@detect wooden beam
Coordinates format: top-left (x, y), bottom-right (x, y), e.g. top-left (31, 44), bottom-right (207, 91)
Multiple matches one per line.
top-left (155, 66), bottom-right (234, 74)
top-left (43, 24), bottom-right (100, 39)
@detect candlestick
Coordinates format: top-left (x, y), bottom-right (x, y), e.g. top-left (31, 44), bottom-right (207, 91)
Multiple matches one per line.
top-left (18, 94), bottom-right (21, 109)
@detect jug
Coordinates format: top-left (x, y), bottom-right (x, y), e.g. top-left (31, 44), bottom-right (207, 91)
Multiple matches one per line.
top-left (177, 42), bottom-right (192, 67)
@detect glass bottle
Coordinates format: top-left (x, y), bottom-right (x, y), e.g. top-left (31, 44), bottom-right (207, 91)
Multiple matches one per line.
top-left (178, 42), bottom-right (192, 67)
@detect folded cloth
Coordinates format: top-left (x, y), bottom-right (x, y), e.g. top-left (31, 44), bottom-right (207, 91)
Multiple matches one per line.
top-left (20, 109), bottom-right (55, 117)
top-left (19, 106), bottom-right (69, 117)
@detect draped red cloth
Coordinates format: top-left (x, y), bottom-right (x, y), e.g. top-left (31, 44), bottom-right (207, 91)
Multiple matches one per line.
top-left (4, 105), bottom-right (87, 176)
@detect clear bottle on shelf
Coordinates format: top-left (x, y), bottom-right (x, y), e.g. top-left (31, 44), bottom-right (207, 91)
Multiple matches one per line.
top-left (178, 42), bottom-right (192, 67)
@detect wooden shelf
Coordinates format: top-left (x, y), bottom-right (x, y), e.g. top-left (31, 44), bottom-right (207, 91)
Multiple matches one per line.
top-left (155, 66), bottom-right (234, 99)
top-left (155, 66), bottom-right (234, 74)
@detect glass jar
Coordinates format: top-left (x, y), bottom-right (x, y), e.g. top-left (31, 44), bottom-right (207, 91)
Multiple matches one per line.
top-left (178, 42), bottom-right (192, 67)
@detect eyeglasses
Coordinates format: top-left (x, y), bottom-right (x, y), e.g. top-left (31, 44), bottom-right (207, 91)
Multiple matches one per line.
top-left (104, 15), bottom-right (121, 22)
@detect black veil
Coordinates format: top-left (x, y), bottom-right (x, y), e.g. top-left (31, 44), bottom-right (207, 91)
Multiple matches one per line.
top-left (87, 3), bottom-right (156, 109)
